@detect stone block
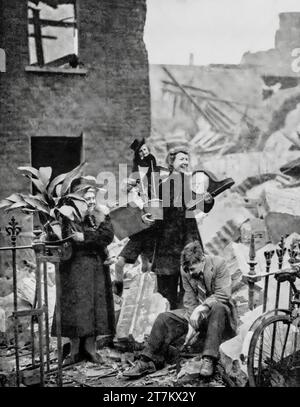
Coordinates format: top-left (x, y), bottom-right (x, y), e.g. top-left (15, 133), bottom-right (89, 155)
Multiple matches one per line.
top-left (177, 357), bottom-right (202, 382)
top-left (240, 218), bottom-right (269, 250)
top-left (21, 367), bottom-right (41, 386)
top-left (0, 278), bottom-right (13, 297)
top-left (261, 187), bottom-right (300, 243)
top-left (198, 193), bottom-right (253, 253)
top-left (116, 271), bottom-right (169, 343)
top-left (0, 371), bottom-right (17, 387)
top-left (0, 354), bottom-right (16, 373)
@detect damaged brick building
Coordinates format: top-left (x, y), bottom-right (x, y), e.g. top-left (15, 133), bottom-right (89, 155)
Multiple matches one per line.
top-left (0, 0), bottom-right (151, 227)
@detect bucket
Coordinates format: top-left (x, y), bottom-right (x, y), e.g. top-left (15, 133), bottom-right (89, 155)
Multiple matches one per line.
top-left (144, 198), bottom-right (164, 220)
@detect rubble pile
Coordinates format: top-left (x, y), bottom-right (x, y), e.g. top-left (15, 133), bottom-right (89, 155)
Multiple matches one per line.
top-left (1, 145), bottom-right (300, 387)
top-left (44, 347), bottom-right (229, 388)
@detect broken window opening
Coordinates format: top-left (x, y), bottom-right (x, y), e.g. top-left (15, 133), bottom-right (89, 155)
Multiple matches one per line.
top-left (27, 0), bottom-right (79, 69)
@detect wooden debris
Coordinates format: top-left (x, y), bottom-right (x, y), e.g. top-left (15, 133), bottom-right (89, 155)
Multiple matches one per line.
top-left (203, 151), bottom-right (300, 186)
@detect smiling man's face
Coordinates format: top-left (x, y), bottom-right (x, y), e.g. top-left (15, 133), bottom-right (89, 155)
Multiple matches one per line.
top-left (173, 152), bottom-right (189, 173)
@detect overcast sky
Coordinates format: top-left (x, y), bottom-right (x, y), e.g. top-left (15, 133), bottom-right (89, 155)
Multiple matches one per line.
top-left (144, 0), bottom-right (300, 65)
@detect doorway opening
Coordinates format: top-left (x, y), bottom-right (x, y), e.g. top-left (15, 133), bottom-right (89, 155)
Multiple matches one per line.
top-left (31, 135), bottom-right (83, 180)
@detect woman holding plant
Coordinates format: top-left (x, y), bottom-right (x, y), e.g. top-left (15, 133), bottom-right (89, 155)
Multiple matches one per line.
top-left (51, 186), bottom-right (115, 365)
top-left (1, 165), bottom-right (115, 365)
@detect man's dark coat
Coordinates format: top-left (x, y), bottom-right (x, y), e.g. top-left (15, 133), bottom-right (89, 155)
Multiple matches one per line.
top-left (152, 172), bottom-right (214, 276)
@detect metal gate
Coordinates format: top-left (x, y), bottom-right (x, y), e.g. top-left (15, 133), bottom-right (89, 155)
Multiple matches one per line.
top-left (0, 216), bottom-right (63, 387)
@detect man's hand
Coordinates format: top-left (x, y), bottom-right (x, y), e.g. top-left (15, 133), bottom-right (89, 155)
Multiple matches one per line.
top-left (189, 304), bottom-right (209, 330)
top-left (141, 212), bottom-right (155, 225)
top-left (183, 324), bottom-right (198, 348)
top-left (73, 232), bottom-right (84, 242)
top-left (203, 192), bottom-right (213, 204)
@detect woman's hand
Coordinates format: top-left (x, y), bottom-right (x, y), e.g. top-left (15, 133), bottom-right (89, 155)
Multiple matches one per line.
top-left (141, 212), bottom-right (155, 225)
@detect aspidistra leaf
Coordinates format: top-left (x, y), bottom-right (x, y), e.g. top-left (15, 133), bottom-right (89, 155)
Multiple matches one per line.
top-left (48, 172), bottom-right (67, 196)
top-left (21, 195), bottom-right (50, 215)
top-left (56, 184), bottom-right (62, 197)
top-left (0, 199), bottom-right (14, 210)
top-left (50, 223), bottom-right (62, 240)
top-left (31, 178), bottom-right (46, 194)
top-left (57, 205), bottom-right (76, 221)
top-left (5, 201), bottom-right (30, 211)
top-left (5, 193), bottom-right (24, 203)
top-left (18, 166), bottom-right (39, 178)
top-left (71, 200), bottom-right (88, 218)
top-left (38, 167), bottom-right (52, 187)
top-left (60, 162), bottom-right (86, 196)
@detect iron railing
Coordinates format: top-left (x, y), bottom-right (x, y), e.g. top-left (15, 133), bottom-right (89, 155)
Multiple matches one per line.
top-left (0, 217), bottom-right (63, 387)
top-left (242, 234), bottom-right (300, 313)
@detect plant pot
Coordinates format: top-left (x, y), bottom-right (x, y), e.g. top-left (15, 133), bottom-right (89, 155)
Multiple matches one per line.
top-left (110, 205), bottom-right (149, 240)
top-left (144, 198), bottom-right (164, 220)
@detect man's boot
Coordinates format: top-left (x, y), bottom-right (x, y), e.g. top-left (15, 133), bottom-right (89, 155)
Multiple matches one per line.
top-left (123, 358), bottom-right (156, 379)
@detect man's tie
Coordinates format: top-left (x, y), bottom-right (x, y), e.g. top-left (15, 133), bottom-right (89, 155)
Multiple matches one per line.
top-left (196, 273), bottom-right (206, 304)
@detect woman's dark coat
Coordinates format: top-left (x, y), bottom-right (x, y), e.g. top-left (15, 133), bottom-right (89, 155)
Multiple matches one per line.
top-left (52, 208), bottom-right (115, 339)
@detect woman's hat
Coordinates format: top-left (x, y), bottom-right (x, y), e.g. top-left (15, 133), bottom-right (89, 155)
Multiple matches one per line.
top-left (71, 176), bottom-right (106, 194)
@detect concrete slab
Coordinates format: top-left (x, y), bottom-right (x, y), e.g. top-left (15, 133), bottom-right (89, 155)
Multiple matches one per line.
top-left (198, 192), bottom-right (253, 250)
top-left (116, 271), bottom-right (169, 343)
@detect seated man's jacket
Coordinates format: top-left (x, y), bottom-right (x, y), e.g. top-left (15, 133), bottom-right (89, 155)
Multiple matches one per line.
top-left (180, 255), bottom-right (238, 337)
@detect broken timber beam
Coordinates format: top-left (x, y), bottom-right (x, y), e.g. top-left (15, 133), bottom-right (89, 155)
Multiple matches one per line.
top-left (162, 66), bottom-right (220, 133)
top-left (31, 8), bottom-right (45, 66)
top-left (28, 18), bottom-right (76, 28)
top-left (161, 80), bottom-right (256, 107)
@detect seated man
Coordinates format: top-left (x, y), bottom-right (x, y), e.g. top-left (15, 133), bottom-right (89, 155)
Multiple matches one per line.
top-left (123, 241), bottom-right (238, 378)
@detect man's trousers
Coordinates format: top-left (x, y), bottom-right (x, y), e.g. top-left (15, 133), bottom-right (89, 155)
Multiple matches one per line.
top-left (141, 302), bottom-right (231, 367)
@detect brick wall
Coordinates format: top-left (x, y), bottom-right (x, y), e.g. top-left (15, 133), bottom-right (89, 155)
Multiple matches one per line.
top-left (0, 0), bottom-right (150, 200)
top-left (0, 0), bottom-right (150, 268)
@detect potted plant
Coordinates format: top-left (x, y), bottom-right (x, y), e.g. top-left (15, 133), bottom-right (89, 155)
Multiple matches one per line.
top-left (0, 162), bottom-right (91, 242)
